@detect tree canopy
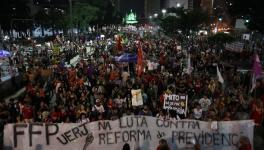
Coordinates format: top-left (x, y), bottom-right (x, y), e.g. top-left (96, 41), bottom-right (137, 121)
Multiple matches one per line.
top-left (227, 0), bottom-right (264, 33)
top-left (0, 0), bottom-right (121, 34)
top-left (0, 0), bottom-right (32, 32)
top-left (207, 32), bottom-right (235, 48)
top-left (160, 8), bottom-right (209, 36)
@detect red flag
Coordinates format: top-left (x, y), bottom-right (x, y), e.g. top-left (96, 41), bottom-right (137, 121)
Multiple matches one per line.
top-left (137, 44), bottom-right (143, 77)
top-left (116, 35), bottom-right (122, 51)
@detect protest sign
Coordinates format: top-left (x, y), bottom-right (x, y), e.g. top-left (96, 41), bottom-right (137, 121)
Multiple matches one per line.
top-left (4, 116), bottom-right (254, 150)
top-left (163, 94), bottom-right (188, 115)
top-left (177, 46), bottom-right (182, 50)
top-left (131, 89), bottom-right (143, 106)
top-left (225, 42), bottom-right (244, 53)
top-left (147, 60), bottom-right (158, 71)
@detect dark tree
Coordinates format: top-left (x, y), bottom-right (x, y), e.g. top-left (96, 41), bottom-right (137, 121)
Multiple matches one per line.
top-left (227, 0), bottom-right (264, 32)
top-left (0, 0), bottom-right (32, 33)
top-left (160, 7), bottom-right (209, 36)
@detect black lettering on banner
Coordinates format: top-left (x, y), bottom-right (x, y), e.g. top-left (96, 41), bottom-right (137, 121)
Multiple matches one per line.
top-left (106, 132), bottom-right (114, 144)
top-left (29, 123), bottom-right (43, 146)
top-left (13, 124), bottom-right (27, 147)
top-left (72, 127), bottom-right (82, 139)
top-left (119, 118), bottom-right (126, 128)
top-left (157, 131), bottom-right (165, 139)
top-left (205, 133), bottom-right (212, 145)
top-left (222, 133), bottom-right (231, 146)
top-left (185, 132), bottom-right (192, 144)
top-left (57, 134), bottom-right (68, 145)
top-left (180, 121), bottom-right (186, 128)
top-left (163, 120), bottom-right (170, 128)
top-left (64, 130), bottom-right (75, 142)
top-left (45, 124), bottom-right (59, 145)
top-left (99, 133), bottom-right (106, 144)
top-left (146, 131), bottom-right (151, 140)
top-left (122, 131), bottom-right (129, 142)
top-left (194, 132), bottom-right (202, 144)
top-left (79, 123), bottom-right (89, 135)
top-left (188, 121), bottom-right (200, 129)
top-left (213, 133), bottom-right (220, 145)
top-left (156, 119), bottom-right (163, 127)
top-left (201, 131), bottom-right (205, 144)
top-left (171, 131), bottom-right (178, 142)
top-left (171, 131), bottom-right (241, 147)
top-left (114, 132), bottom-right (121, 144)
top-left (179, 131), bottom-right (185, 144)
top-left (98, 121), bottom-right (112, 130)
top-left (140, 117), bottom-right (148, 127)
top-left (194, 122), bottom-right (200, 129)
top-left (170, 121), bottom-right (178, 128)
top-left (138, 130), bottom-right (146, 140)
top-left (130, 130), bottom-right (137, 142)
top-left (127, 117), bottom-right (133, 128)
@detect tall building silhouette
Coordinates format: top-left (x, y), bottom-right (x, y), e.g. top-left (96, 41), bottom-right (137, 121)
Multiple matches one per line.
top-left (200, 0), bottom-right (213, 14)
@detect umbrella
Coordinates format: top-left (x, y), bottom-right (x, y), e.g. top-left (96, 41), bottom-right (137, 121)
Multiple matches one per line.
top-left (0, 50), bottom-right (11, 58)
top-left (115, 53), bottom-right (137, 63)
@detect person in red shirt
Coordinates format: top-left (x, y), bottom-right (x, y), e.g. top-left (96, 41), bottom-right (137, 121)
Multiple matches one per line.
top-left (22, 102), bottom-right (34, 123)
top-left (250, 100), bottom-right (263, 126)
top-left (238, 136), bottom-right (252, 150)
top-left (51, 106), bottom-right (62, 122)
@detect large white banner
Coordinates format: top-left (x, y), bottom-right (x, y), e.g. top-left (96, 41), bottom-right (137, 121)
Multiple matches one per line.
top-left (4, 116), bottom-right (254, 150)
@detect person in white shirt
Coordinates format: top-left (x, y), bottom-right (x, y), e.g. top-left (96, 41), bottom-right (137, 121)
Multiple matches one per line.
top-left (92, 99), bottom-right (105, 114)
top-left (77, 113), bottom-right (90, 123)
top-left (199, 95), bottom-right (211, 112)
top-left (121, 70), bottom-right (130, 84)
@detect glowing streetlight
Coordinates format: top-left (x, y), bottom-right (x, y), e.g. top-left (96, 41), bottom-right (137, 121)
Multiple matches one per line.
top-left (177, 3), bottom-right (181, 7)
top-left (149, 16), bottom-right (153, 19)
top-left (245, 19), bottom-right (249, 23)
top-left (154, 13), bottom-right (158, 18)
top-left (218, 17), bottom-right (222, 22)
top-left (162, 9), bottom-right (167, 17)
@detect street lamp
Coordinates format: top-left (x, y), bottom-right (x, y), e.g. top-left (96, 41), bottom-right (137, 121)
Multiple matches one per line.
top-left (177, 3), bottom-right (181, 7)
top-left (154, 13), bottom-right (158, 18)
top-left (149, 16), bottom-right (153, 19)
top-left (245, 19), bottom-right (249, 23)
top-left (218, 17), bottom-right (222, 22)
top-left (162, 9), bottom-right (166, 17)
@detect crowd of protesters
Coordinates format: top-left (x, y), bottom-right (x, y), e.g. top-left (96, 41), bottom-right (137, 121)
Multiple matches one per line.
top-left (0, 29), bottom-right (264, 150)
top-left (0, 30), bottom-right (263, 125)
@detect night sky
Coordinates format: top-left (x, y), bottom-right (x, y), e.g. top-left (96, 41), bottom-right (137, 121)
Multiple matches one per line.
top-left (119, 0), bottom-right (145, 18)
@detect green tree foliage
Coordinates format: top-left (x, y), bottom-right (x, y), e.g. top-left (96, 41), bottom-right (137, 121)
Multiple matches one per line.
top-left (160, 16), bottom-right (180, 36)
top-left (72, 3), bottom-right (99, 32)
top-left (160, 8), bottom-right (209, 36)
top-left (207, 32), bottom-right (235, 47)
top-left (0, 0), bottom-right (31, 32)
top-left (227, 0), bottom-right (264, 33)
top-left (34, 7), bottom-right (68, 35)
